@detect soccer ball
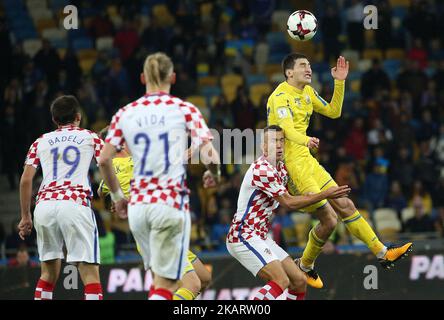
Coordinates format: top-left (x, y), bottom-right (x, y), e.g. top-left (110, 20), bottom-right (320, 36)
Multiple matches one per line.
top-left (287, 10), bottom-right (318, 41)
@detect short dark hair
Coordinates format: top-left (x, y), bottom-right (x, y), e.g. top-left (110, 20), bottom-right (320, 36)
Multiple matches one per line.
top-left (99, 126), bottom-right (109, 140)
top-left (50, 95), bottom-right (81, 125)
top-left (282, 53), bottom-right (308, 79)
top-left (264, 125), bottom-right (283, 134)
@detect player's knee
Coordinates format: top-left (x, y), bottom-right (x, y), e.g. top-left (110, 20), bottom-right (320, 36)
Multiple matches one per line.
top-left (274, 275), bottom-right (290, 290)
top-left (334, 197), bottom-right (356, 215)
top-left (199, 270), bottom-right (212, 291)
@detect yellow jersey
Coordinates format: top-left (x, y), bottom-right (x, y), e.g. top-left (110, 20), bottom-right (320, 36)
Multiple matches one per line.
top-left (98, 156), bottom-right (133, 198)
top-left (267, 80), bottom-right (345, 162)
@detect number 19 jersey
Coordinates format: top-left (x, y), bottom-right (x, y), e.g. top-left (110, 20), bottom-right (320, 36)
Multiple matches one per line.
top-left (105, 92), bottom-right (213, 212)
top-left (24, 125), bottom-right (104, 207)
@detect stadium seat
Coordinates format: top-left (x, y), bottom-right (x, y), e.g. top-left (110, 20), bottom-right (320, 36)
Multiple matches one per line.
top-left (152, 4), bottom-right (175, 27)
top-left (246, 74), bottom-right (268, 86)
top-left (249, 83), bottom-right (272, 107)
top-left (222, 84), bottom-right (239, 103)
top-left (42, 28), bottom-right (67, 41)
top-left (363, 49), bottom-right (384, 60)
top-left (96, 36), bottom-right (114, 51)
top-left (197, 63), bottom-right (209, 77)
top-left (26, 0), bottom-right (48, 10)
top-left (186, 96), bottom-right (207, 109)
top-left (269, 72), bottom-right (285, 84)
top-left (254, 42), bottom-right (269, 73)
top-left (374, 208), bottom-right (401, 241)
top-left (76, 49), bottom-right (98, 61)
top-left (264, 64), bottom-right (281, 79)
top-left (386, 48), bottom-right (405, 60)
top-left (72, 37), bottom-right (94, 51)
top-left (35, 19), bottom-right (57, 34)
top-left (401, 207), bottom-right (415, 224)
top-left (23, 38), bottom-right (42, 57)
top-left (221, 74), bottom-right (243, 90)
top-left (198, 76), bottom-right (218, 87)
top-left (350, 79), bottom-right (360, 93)
top-left (79, 58), bottom-right (97, 74)
top-left (357, 59), bottom-right (372, 72)
top-left (30, 8), bottom-right (53, 22)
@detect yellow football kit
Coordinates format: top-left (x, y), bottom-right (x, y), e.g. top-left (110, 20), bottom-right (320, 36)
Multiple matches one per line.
top-left (267, 80), bottom-right (345, 212)
top-left (98, 156), bottom-right (134, 198)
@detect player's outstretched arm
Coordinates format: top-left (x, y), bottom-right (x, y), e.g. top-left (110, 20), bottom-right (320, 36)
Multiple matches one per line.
top-left (312, 56), bottom-right (349, 119)
top-left (98, 143), bottom-right (128, 218)
top-left (275, 185), bottom-right (351, 210)
top-left (18, 165), bottom-right (37, 240)
top-left (199, 140), bottom-right (222, 187)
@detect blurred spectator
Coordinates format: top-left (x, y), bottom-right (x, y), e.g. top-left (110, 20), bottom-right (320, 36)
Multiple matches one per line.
top-left (360, 59), bottom-right (391, 100)
top-left (321, 5), bottom-right (341, 63)
top-left (374, 0), bottom-right (393, 51)
top-left (231, 87), bottom-right (255, 131)
top-left (343, 117), bottom-right (367, 161)
top-left (209, 94), bottom-right (234, 128)
top-left (345, 0), bottom-right (364, 52)
top-left (33, 39), bottom-right (61, 86)
top-left (404, 1), bottom-right (438, 46)
top-left (404, 196), bottom-right (436, 233)
top-left (407, 38), bottom-right (428, 70)
top-left (434, 207), bottom-right (444, 237)
top-left (210, 213), bottom-right (231, 251)
top-left (61, 49), bottom-right (82, 93)
top-left (397, 60), bottom-right (428, 105)
top-left (114, 20), bottom-right (140, 62)
top-left (361, 162), bottom-right (389, 212)
top-left (89, 12), bottom-right (114, 38)
top-left (8, 245), bottom-right (37, 268)
top-left (408, 180), bottom-right (433, 215)
top-left (385, 181), bottom-right (407, 217)
top-left (415, 140), bottom-right (439, 191)
top-left (367, 119), bottom-right (393, 146)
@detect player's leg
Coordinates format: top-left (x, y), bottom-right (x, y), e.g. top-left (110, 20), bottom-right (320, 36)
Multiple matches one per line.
top-left (174, 252), bottom-right (201, 300)
top-left (328, 196), bottom-right (412, 268)
top-left (33, 201), bottom-right (64, 300)
top-left (59, 201), bottom-right (103, 300)
top-left (227, 238), bottom-right (288, 300)
top-left (285, 159), bottom-right (336, 288)
top-left (192, 256), bottom-right (212, 291)
top-left (265, 237), bottom-right (307, 300)
top-left (146, 204), bottom-right (191, 300)
top-left (281, 257), bottom-right (307, 300)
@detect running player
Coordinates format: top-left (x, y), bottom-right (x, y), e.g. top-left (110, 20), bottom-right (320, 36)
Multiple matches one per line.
top-left (99, 52), bottom-right (220, 300)
top-left (226, 125), bottom-right (351, 300)
top-left (18, 95), bottom-right (104, 300)
top-left (266, 53), bottom-right (412, 288)
top-left (97, 126), bottom-right (212, 300)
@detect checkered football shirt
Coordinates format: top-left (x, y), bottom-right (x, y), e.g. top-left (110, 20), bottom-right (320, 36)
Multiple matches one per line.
top-left (24, 125), bottom-right (104, 207)
top-left (227, 156), bottom-right (288, 243)
top-left (105, 92), bottom-right (213, 211)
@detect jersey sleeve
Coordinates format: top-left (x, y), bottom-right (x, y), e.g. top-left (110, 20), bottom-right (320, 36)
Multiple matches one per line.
top-left (180, 102), bottom-right (213, 147)
top-left (24, 138), bottom-right (41, 169)
top-left (105, 108), bottom-right (126, 148)
top-left (252, 163), bottom-right (287, 198)
top-left (91, 132), bottom-right (104, 163)
top-left (268, 93), bottom-right (310, 146)
top-left (310, 80), bottom-right (344, 119)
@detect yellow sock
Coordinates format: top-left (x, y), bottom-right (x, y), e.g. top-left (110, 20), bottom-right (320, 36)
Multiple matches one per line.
top-left (173, 287), bottom-right (196, 300)
top-left (301, 227), bottom-right (326, 268)
top-left (342, 210), bottom-right (385, 256)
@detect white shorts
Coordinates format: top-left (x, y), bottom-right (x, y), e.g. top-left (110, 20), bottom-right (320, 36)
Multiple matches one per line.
top-left (34, 200), bottom-right (100, 264)
top-left (128, 203), bottom-right (190, 280)
top-left (226, 236), bottom-right (289, 276)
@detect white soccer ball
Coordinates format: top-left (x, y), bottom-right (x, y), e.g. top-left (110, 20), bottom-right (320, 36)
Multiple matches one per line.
top-left (287, 10), bottom-right (318, 41)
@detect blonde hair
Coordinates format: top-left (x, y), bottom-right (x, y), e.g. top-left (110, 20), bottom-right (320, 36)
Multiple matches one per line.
top-left (143, 52), bottom-right (174, 88)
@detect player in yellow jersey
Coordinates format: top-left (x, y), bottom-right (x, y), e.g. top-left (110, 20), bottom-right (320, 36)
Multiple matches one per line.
top-left (266, 53), bottom-right (412, 288)
top-left (97, 126), bottom-right (211, 300)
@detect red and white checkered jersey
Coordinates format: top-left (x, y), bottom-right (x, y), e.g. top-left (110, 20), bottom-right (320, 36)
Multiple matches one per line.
top-left (105, 92), bottom-right (213, 211)
top-left (227, 156), bottom-right (288, 243)
top-left (24, 125), bottom-right (104, 207)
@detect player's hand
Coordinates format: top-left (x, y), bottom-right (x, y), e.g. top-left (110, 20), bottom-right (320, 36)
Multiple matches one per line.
top-left (18, 214), bottom-right (33, 240)
top-left (325, 185), bottom-right (351, 199)
top-left (203, 170), bottom-right (220, 188)
top-left (114, 199), bottom-right (128, 219)
top-left (331, 56), bottom-right (349, 81)
top-left (307, 137), bottom-right (320, 149)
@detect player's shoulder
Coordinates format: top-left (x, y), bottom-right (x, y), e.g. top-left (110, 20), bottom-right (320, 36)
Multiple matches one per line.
top-left (270, 83), bottom-right (292, 99)
top-left (252, 156), bottom-right (278, 175)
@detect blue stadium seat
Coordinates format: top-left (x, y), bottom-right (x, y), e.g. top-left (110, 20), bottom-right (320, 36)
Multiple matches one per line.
top-left (246, 74), bottom-right (268, 86)
top-left (68, 28), bottom-right (88, 41)
top-left (347, 71), bottom-right (363, 81)
top-left (72, 37), bottom-right (94, 51)
top-left (51, 38), bottom-right (68, 49)
top-left (14, 28), bottom-right (38, 41)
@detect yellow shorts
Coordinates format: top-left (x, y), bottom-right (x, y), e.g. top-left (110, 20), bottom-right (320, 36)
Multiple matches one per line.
top-left (286, 155), bottom-right (337, 212)
top-left (137, 243), bottom-right (197, 276)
